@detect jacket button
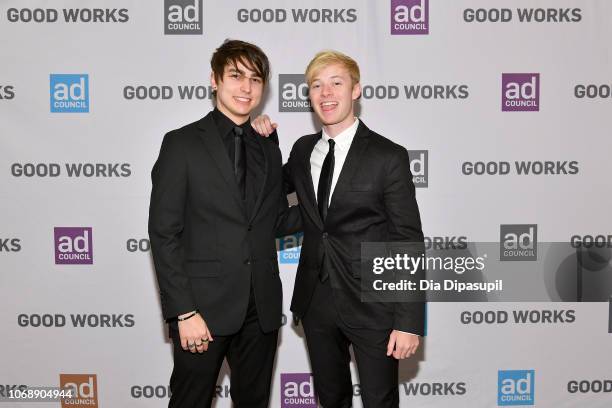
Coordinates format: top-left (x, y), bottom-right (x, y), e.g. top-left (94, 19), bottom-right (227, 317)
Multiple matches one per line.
top-left (322, 232), bottom-right (328, 239)
top-left (244, 259), bottom-right (251, 265)
top-left (247, 225), bottom-right (253, 231)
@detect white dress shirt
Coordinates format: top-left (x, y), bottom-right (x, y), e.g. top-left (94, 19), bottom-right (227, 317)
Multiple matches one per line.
top-left (310, 118), bottom-right (417, 337)
top-left (310, 117), bottom-right (359, 205)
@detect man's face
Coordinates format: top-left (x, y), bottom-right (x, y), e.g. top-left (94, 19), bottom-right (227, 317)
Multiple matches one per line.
top-left (309, 63), bottom-right (361, 129)
top-left (211, 60), bottom-right (264, 124)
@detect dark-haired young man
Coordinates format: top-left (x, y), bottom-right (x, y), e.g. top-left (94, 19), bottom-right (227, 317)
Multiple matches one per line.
top-left (149, 39), bottom-right (299, 408)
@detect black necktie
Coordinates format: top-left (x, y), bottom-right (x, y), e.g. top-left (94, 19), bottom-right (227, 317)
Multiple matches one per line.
top-left (233, 126), bottom-right (246, 200)
top-left (317, 139), bottom-right (335, 222)
top-left (317, 139), bottom-right (335, 283)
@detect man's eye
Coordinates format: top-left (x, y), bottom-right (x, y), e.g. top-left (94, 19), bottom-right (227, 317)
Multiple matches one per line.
top-left (230, 73), bottom-right (240, 79)
top-left (312, 84), bottom-right (320, 88)
top-left (251, 78), bottom-right (262, 83)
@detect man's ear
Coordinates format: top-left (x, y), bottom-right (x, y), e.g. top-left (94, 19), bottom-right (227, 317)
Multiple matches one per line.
top-left (352, 82), bottom-right (362, 100)
top-left (210, 72), bottom-right (217, 90)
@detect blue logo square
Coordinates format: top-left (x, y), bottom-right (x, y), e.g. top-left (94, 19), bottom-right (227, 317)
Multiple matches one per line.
top-left (50, 74), bottom-right (89, 113)
top-left (498, 370), bottom-right (534, 406)
top-left (277, 233), bottom-right (303, 264)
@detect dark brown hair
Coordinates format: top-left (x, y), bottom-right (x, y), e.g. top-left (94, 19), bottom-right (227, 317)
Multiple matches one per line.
top-left (211, 39), bottom-right (270, 86)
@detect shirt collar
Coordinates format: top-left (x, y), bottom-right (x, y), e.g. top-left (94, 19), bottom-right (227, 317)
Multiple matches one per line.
top-left (322, 117), bottom-right (359, 151)
top-left (212, 108), bottom-right (250, 139)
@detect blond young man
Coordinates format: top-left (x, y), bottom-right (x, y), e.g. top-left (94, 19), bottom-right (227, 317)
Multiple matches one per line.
top-left (254, 51), bottom-right (425, 408)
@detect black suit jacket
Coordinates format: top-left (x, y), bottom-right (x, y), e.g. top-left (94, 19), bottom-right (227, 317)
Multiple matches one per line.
top-left (148, 111), bottom-right (297, 336)
top-left (284, 120), bottom-right (425, 335)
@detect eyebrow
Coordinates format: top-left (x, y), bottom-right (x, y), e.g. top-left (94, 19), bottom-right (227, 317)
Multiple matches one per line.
top-left (312, 75), bottom-right (344, 82)
top-left (227, 67), bottom-right (262, 80)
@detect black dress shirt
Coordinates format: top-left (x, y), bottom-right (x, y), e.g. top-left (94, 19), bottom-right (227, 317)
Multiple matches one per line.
top-left (212, 108), bottom-right (265, 216)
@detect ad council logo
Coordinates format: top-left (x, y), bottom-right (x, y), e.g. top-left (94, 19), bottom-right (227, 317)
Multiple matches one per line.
top-left (50, 74), bottom-right (89, 113)
top-left (279, 74), bottom-right (311, 112)
top-left (501, 73), bottom-right (539, 112)
top-left (498, 370), bottom-right (534, 406)
top-left (164, 0), bottom-right (202, 34)
top-left (391, 0), bottom-right (428, 35)
top-left (408, 150), bottom-right (428, 188)
top-left (281, 373), bottom-right (316, 408)
top-left (54, 227), bottom-right (93, 265)
top-left (59, 374), bottom-right (98, 408)
top-left (500, 224), bottom-right (537, 261)
top-left (277, 233), bottom-right (303, 264)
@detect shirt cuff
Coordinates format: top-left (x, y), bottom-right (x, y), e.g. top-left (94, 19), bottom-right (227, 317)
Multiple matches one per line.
top-left (397, 330), bottom-right (419, 337)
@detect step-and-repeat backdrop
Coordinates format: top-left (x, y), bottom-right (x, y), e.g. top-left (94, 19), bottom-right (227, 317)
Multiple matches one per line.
top-left (2, 0), bottom-right (611, 407)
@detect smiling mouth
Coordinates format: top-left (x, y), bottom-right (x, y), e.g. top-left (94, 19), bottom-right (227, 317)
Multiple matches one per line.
top-left (234, 96), bottom-right (252, 104)
top-left (320, 101), bottom-right (338, 112)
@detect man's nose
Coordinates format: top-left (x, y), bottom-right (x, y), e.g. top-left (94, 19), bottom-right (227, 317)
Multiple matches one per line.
top-left (241, 78), bottom-right (252, 93)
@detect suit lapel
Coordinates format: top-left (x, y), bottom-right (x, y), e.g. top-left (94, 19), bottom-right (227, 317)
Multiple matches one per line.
top-left (328, 120), bottom-right (370, 211)
top-left (196, 113), bottom-right (246, 216)
top-left (299, 133), bottom-right (324, 230)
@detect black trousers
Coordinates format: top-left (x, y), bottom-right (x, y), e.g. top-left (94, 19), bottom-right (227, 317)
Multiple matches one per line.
top-left (301, 279), bottom-right (399, 408)
top-left (168, 286), bottom-right (278, 408)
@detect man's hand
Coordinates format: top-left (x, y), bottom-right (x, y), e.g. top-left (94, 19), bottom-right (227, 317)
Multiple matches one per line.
top-left (251, 114), bottom-right (277, 137)
top-left (386, 330), bottom-right (419, 360)
top-left (178, 311), bottom-right (214, 353)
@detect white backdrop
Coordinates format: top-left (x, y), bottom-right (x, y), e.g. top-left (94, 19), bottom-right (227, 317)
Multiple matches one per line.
top-left (1, 0), bottom-right (611, 407)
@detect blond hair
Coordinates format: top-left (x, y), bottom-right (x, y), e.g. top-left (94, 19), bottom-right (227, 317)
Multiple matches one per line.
top-left (305, 50), bottom-right (360, 86)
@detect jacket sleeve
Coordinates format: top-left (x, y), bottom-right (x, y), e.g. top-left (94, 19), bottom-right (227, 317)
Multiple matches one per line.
top-left (276, 141), bottom-right (303, 237)
top-left (148, 132), bottom-right (196, 320)
top-left (382, 146), bottom-right (426, 335)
